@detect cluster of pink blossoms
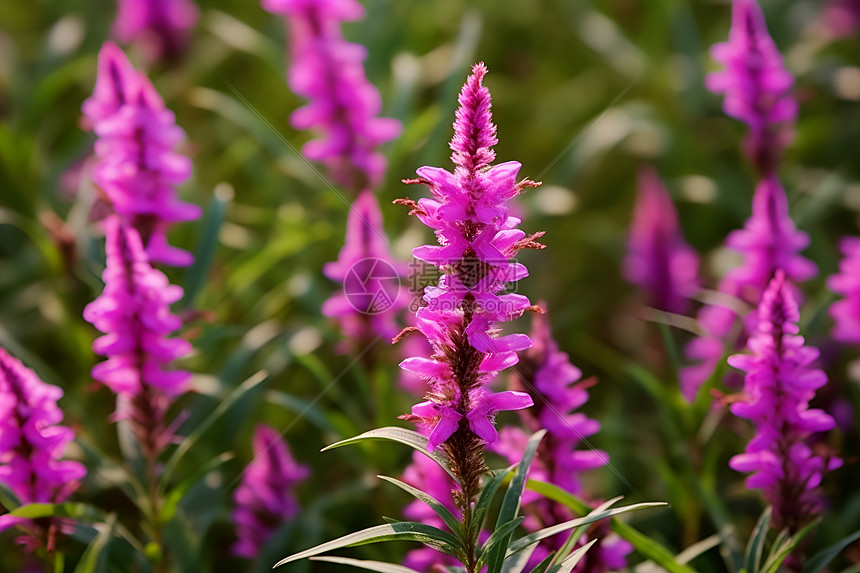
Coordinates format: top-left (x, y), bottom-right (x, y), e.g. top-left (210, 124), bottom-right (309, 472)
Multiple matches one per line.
top-left (399, 63), bottom-right (541, 453)
top-left (728, 271), bottom-right (842, 532)
top-left (0, 349), bottom-right (86, 550)
top-left (83, 42), bottom-right (201, 268)
top-left (112, 0), bottom-right (198, 61)
top-left (232, 425), bottom-right (309, 559)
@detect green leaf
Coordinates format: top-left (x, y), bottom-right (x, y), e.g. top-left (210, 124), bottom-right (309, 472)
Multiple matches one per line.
top-left (310, 556), bottom-right (422, 573)
top-left (0, 481), bottom-right (21, 511)
top-left (9, 502), bottom-right (105, 522)
top-left (322, 427), bottom-right (456, 481)
top-left (529, 553), bottom-right (555, 573)
top-left (550, 539), bottom-right (597, 573)
top-left (675, 534), bottom-right (720, 565)
top-left (501, 542), bottom-right (539, 573)
top-left (507, 501), bottom-right (667, 556)
top-left (477, 517), bottom-right (526, 567)
top-left (761, 520), bottom-right (821, 573)
top-left (160, 452), bottom-right (234, 523)
top-left (160, 370), bottom-right (268, 490)
top-left (803, 528), bottom-right (860, 573)
top-left (487, 430), bottom-right (546, 573)
top-left (744, 507), bottom-right (771, 573)
top-left (273, 522), bottom-right (462, 568)
top-left (72, 514), bottom-right (116, 573)
top-left (526, 479), bottom-right (694, 573)
top-left (377, 475), bottom-right (465, 541)
top-left (182, 184), bottom-right (232, 308)
top-left (473, 468), bottom-right (513, 535)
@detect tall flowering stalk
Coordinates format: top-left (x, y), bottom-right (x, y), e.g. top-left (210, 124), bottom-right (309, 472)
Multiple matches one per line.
top-left (728, 271), bottom-right (841, 543)
top-left (232, 425), bottom-right (309, 559)
top-left (494, 311), bottom-right (631, 572)
top-left (0, 348), bottom-right (87, 553)
top-left (83, 42), bottom-right (201, 268)
top-left (262, 0), bottom-right (401, 193)
top-left (682, 0), bottom-right (813, 400)
top-left (623, 167), bottom-right (699, 314)
top-left (84, 215), bottom-right (192, 459)
top-left (112, 0), bottom-right (199, 61)
top-left (395, 62), bottom-right (541, 569)
top-left (322, 190), bottom-right (405, 352)
top-left (705, 0), bottom-right (797, 177)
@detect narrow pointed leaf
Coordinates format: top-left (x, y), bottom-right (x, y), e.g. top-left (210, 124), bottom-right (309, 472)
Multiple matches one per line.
top-left (501, 542), bottom-right (538, 573)
top-left (803, 529), bottom-right (860, 573)
top-left (473, 468), bottom-right (512, 532)
top-left (744, 508), bottom-right (771, 573)
top-left (377, 475), bottom-right (464, 540)
top-left (507, 502), bottom-right (666, 556)
top-left (322, 427), bottom-right (455, 480)
top-left (273, 522), bottom-right (462, 568)
top-left (9, 502), bottom-right (106, 522)
top-left (551, 539), bottom-right (597, 573)
top-left (762, 520), bottom-right (821, 573)
top-left (310, 556), bottom-right (422, 573)
top-left (72, 514), bottom-right (116, 573)
top-left (478, 517), bottom-right (526, 566)
top-left (487, 430), bottom-right (546, 573)
top-left (529, 553), bottom-right (555, 573)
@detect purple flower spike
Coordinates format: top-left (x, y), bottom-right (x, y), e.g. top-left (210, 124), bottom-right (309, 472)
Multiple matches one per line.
top-left (681, 176), bottom-right (815, 401)
top-left (398, 63), bottom-right (542, 463)
top-left (113, 0), bottom-right (198, 61)
top-left (322, 191), bottom-right (406, 350)
top-left (263, 0), bottom-right (401, 192)
top-left (84, 215), bottom-right (191, 455)
top-left (729, 270), bottom-right (841, 533)
top-left (83, 42), bottom-right (201, 267)
top-left (0, 348), bottom-right (86, 549)
top-left (828, 237), bottom-right (860, 345)
top-left (706, 0), bottom-right (797, 175)
top-left (492, 310), bottom-right (631, 572)
top-left (623, 167), bottom-right (699, 314)
top-left (232, 425), bottom-right (309, 559)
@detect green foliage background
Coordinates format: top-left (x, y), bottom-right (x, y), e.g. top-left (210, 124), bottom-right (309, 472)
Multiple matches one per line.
top-left (0, 0), bottom-right (858, 571)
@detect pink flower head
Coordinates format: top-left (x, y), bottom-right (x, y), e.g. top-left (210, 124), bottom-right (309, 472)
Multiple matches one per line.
top-left (112, 0), bottom-right (198, 61)
top-left (728, 271), bottom-right (841, 532)
top-left (820, 0), bottom-right (860, 38)
top-left (322, 191), bottom-right (406, 349)
top-left (398, 63), bottom-right (541, 452)
top-left (623, 167), bottom-right (699, 314)
top-left (682, 176), bottom-right (815, 401)
top-left (84, 216), bottom-right (191, 399)
top-left (263, 0), bottom-right (401, 192)
top-left (232, 425), bottom-right (309, 559)
top-left (83, 42), bottom-right (201, 267)
top-left (828, 237), bottom-right (860, 345)
top-left (705, 0), bottom-right (797, 175)
top-left (0, 348), bottom-right (86, 548)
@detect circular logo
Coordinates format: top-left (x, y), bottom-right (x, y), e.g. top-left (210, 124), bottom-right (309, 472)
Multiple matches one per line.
top-left (344, 257), bottom-right (401, 315)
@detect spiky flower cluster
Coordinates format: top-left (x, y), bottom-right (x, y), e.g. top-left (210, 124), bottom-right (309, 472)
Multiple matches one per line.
top-left (83, 42), bottom-right (200, 267)
top-left (729, 271), bottom-right (841, 533)
top-left (0, 348), bottom-right (86, 550)
top-left (829, 237), bottom-right (860, 345)
top-left (682, 177), bottom-right (815, 401)
top-left (705, 0), bottom-right (797, 176)
top-left (83, 215), bottom-right (191, 456)
top-left (322, 191), bottom-right (405, 351)
top-left (494, 311), bottom-right (631, 571)
top-left (623, 167), bottom-right (699, 314)
top-left (112, 0), bottom-right (198, 60)
top-left (232, 425), bottom-right (309, 559)
top-left (262, 0), bottom-right (401, 192)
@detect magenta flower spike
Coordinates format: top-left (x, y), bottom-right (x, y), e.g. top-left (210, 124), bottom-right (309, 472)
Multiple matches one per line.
top-left (728, 271), bottom-right (841, 533)
top-left (83, 215), bottom-right (191, 455)
top-left (623, 167), bottom-right (700, 314)
top-left (398, 63), bottom-right (542, 471)
top-left (0, 348), bottom-right (86, 550)
top-left (681, 176), bottom-right (815, 401)
top-left (113, 0), bottom-right (198, 61)
top-left (83, 42), bottom-right (201, 267)
top-left (321, 191), bottom-right (406, 351)
top-left (828, 237), bottom-right (860, 345)
top-left (232, 425), bottom-right (309, 559)
top-left (262, 0), bottom-right (401, 192)
top-left (706, 0), bottom-right (797, 175)
top-left (492, 310), bottom-right (631, 571)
